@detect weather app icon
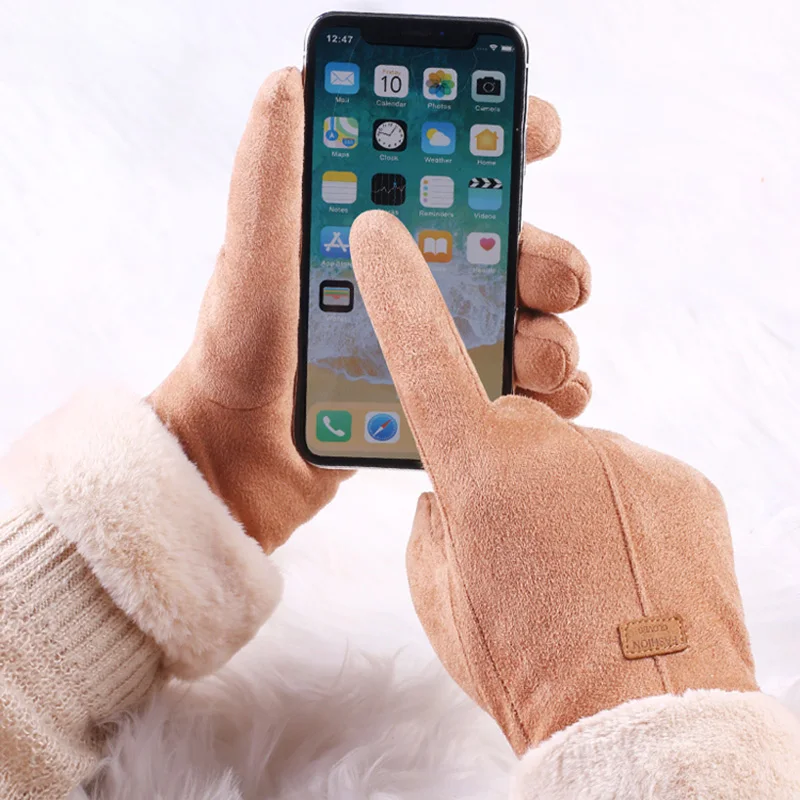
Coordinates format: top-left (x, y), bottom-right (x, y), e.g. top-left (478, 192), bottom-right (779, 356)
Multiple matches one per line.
top-left (365, 412), bottom-right (400, 444)
top-left (421, 121), bottom-right (456, 155)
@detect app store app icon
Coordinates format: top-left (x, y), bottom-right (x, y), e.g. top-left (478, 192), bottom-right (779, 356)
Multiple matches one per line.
top-left (320, 226), bottom-right (351, 259)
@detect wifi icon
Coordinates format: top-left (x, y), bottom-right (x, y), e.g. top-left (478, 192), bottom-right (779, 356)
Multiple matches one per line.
top-left (489, 44), bottom-right (498, 51)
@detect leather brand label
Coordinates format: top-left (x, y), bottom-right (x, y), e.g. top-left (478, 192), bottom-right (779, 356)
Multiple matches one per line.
top-left (619, 615), bottom-right (688, 660)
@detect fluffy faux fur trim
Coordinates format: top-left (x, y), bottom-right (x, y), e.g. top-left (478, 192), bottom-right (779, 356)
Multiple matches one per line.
top-left (0, 386), bottom-right (282, 679)
top-left (512, 689), bottom-right (800, 799)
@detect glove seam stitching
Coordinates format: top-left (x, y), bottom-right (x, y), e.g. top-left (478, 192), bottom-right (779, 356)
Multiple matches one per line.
top-left (435, 491), bottom-right (532, 748)
top-left (402, 297), bottom-right (529, 745)
top-left (574, 427), bottom-right (673, 695)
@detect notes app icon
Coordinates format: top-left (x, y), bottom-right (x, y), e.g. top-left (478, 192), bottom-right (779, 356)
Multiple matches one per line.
top-left (418, 230), bottom-right (453, 263)
top-left (322, 171), bottom-right (357, 204)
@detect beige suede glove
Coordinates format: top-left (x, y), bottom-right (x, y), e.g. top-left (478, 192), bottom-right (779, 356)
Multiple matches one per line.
top-left (349, 210), bottom-right (761, 756)
top-left (149, 67), bottom-right (593, 552)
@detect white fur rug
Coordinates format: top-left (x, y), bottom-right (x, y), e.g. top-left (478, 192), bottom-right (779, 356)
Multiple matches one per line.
top-left (3, 1), bottom-right (799, 797)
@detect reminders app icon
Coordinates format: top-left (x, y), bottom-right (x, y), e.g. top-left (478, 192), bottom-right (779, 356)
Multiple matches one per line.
top-left (325, 63), bottom-right (360, 94)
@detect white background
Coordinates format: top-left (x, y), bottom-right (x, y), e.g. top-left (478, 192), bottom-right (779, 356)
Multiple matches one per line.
top-left (1, 0), bottom-right (799, 787)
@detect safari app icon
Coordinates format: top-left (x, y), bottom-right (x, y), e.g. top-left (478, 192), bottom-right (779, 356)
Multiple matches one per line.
top-left (365, 412), bottom-right (400, 444)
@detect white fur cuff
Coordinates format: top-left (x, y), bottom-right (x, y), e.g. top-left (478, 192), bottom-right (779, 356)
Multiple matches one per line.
top-left (512, 689), bottom-right (800, 798)
top-left (0, 386), bottom-right (282, 679)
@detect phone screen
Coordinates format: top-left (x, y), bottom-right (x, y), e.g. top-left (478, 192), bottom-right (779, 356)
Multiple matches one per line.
top-left (299, 17), bottom-right (526, 466)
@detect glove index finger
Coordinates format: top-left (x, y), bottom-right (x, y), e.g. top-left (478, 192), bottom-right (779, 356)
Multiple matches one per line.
top-left (350, 211), bottom-right (490, 470)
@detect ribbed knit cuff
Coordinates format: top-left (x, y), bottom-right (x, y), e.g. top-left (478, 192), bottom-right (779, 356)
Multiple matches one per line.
top-left (0, 508), bottom-right (163, 796)
top-left (0, 386), bottom-right (282, 679)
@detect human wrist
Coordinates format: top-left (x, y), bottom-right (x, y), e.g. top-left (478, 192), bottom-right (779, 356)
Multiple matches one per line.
top-left (0, 385), bottom-right (282, 678)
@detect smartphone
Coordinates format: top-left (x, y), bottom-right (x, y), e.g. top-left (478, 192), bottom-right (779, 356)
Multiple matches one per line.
top-left (296, 12), bottom-right (528, 468)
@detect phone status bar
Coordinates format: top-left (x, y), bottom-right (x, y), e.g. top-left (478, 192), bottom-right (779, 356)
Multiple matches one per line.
top-left (477, 43), bottom-right (515, 53)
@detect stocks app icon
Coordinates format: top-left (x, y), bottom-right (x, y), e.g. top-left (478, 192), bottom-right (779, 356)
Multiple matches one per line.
top-left (371, 173), bottom-right (407, 206)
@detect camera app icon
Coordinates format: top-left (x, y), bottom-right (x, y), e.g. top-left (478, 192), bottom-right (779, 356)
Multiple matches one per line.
top-left (471, 70), bottom-right (506, 103)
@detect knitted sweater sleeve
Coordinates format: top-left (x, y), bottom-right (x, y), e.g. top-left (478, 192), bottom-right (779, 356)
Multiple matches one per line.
top-left (0, 388), bottom-right (282, 798)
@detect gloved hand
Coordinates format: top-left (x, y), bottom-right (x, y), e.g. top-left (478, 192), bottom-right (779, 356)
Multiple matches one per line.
top-left (350, 210), bottom-right (765, 777)
top-left (148, 67), bottom-right (592, 552)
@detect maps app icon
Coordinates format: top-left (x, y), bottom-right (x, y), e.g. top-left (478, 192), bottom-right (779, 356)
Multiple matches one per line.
top-left (323, 117), bottom-right (358, 149)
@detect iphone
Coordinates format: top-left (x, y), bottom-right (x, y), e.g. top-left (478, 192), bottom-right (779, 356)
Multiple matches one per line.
top-left (296, 13), bottom-right (528, 468)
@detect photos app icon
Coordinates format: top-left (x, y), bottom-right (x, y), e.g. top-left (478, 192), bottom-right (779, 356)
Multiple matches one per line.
top-left (423, 67), bottom-right (458, 101)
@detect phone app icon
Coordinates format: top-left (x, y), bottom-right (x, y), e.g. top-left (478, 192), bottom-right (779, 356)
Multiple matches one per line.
top-left (365, 411), bottom-right (400, 444)
top-left (371, 173), bottom-right (406, 206)
top-left (423, 67), bottom-right (458, 101)
top-left (471, 70), bottom-right (505, 103)
top-left (373, 119), bottom-right (407, 152)
top-left (323, 117), bottom-right (358, 149)
top-left (470, 124), bottom-right (504, 157)
top-left (325, 62), bottom-right (360, 95)
top-left (468, 178), bottom-right (503, 210)
top-left (418, 230), bottom-right (453, 263)
top-left (321, 171), bottom-right (357, 204)
top-left (316, 410), bottom-right (352, 442)
top-left (374, 65), bottom-right (409, 98)
top-left (320, 226), bottom-right (351, 259)
top-left (421, 122), bottom-right (456, 155)
top-left (319, 280), bottom-right (354, 313)
top-left (466, 232), bottom-right (502, 265)
top-left (420, 176), bottom-right (454, 208)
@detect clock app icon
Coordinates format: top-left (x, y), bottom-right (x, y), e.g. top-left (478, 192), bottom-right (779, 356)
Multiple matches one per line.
top-left (373, 119), bottom-right (407, 152)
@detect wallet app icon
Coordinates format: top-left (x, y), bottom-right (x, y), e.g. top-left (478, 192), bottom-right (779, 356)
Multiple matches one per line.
top-left (325, 62), bottom-right (360, 94)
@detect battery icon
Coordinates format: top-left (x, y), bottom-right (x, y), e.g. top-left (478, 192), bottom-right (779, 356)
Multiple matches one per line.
top-left (501, 44), bottom-right (514, 52)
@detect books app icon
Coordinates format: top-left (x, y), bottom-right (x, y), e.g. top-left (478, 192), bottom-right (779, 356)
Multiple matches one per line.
top-left (418, 230), bottom-right (453, 263)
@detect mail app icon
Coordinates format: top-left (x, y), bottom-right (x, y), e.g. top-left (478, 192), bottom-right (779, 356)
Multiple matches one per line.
top-left (325, 62), bottom-right (360, 95)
